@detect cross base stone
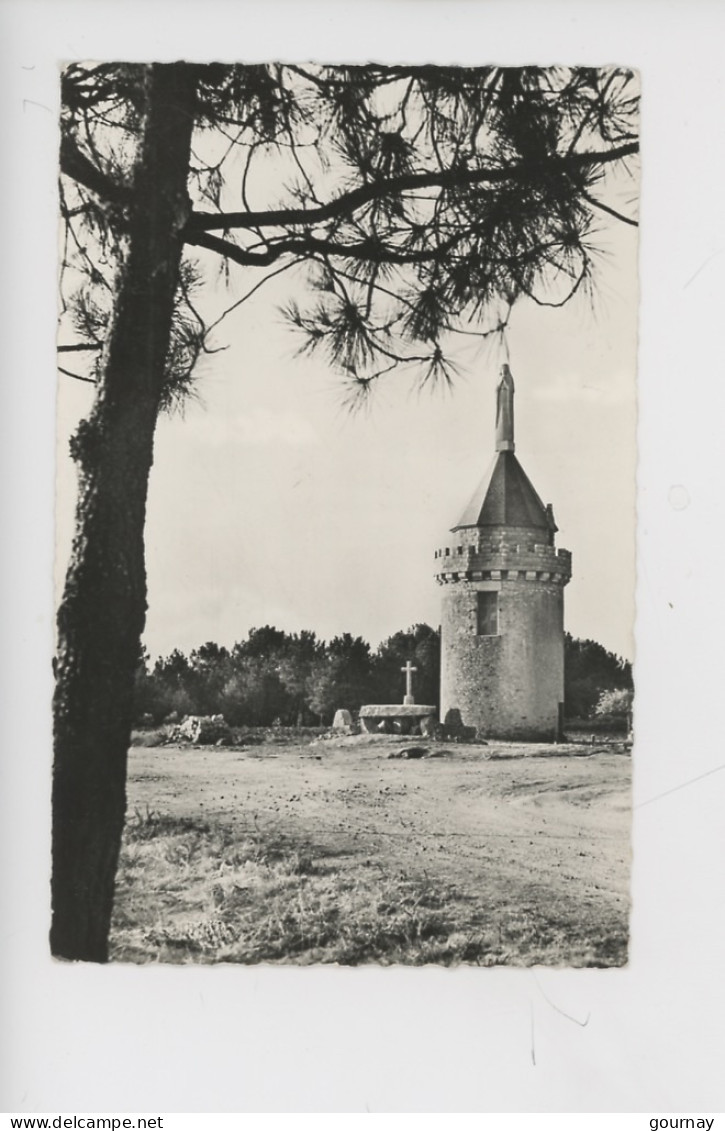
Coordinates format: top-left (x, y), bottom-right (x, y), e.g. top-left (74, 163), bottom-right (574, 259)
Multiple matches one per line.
top-left (359, 704), bottom-right (437, 736)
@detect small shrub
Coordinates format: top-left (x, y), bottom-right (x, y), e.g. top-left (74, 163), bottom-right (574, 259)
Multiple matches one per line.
top-left (594, 688), bottom-right (633, 719)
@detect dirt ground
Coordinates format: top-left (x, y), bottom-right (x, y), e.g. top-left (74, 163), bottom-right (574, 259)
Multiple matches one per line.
top-left (114, 736), bottom-right (631, 966)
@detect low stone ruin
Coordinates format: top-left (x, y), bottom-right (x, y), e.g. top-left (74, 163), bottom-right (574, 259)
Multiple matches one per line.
top-left (169, 714), bottom-right (231, 745)
top-left (359, 704), bottom-right (438, 736)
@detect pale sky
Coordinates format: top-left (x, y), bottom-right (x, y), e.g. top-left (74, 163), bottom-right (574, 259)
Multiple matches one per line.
top-left (56, 211), bottom-right (639, 662)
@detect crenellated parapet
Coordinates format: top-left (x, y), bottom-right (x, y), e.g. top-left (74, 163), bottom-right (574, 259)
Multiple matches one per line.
top-left (434, 536), bottom-right (571, 586)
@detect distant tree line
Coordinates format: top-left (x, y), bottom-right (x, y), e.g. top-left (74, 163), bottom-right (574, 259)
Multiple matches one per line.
top-left (563, 633), bottom-right (633, 718)
top-left (134, 625), bottom-right (632, 727)
top-left (134, 624), bottom-right (441, 727)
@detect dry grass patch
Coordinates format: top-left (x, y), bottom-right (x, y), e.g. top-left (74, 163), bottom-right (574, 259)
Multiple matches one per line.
top-left (111, 802), bottom-right (627, 967)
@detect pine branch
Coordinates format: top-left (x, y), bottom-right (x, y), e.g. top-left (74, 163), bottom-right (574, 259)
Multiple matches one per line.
top-left (58, 365), bottom-right (97, 384)
top-left (59, 134), bottom-right (131, 206)
top-left (184, 141), bottom-right (639, 235)
top-left (582, 190), bottom-right (638, 227)
top-left (185, 228), bottom-right (465, 268)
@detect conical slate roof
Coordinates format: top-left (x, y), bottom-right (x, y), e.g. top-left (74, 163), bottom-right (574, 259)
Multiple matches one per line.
top-left (453, 450), bottom-right (555, 532)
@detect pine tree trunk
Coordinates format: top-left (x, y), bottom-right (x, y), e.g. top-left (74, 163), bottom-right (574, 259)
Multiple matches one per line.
top-left (51, 64), bottom-right (197, 961)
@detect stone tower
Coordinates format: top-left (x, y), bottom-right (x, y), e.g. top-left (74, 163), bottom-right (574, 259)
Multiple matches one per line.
top-left (435, 365), bottom-right (572, 741)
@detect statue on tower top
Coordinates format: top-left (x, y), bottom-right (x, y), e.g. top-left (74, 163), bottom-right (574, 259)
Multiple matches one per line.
top-left (495, 363), bottom-right (515, 452)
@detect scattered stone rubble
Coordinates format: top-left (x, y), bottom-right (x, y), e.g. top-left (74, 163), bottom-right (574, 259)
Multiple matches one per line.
top-left (168, 714), bottom-right (232, 746)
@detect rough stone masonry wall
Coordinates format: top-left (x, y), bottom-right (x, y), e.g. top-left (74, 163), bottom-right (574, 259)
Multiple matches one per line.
top-left (440, 578), bottom-right (565, 741)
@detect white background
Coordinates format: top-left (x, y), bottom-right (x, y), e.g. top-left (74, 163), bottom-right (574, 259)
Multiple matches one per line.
top-left (1, 0), bottom-right (724, 1115)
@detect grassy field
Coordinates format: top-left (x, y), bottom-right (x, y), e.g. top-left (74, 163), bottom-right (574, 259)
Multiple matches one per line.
top-left (110, 735), bottom-right (631, 967)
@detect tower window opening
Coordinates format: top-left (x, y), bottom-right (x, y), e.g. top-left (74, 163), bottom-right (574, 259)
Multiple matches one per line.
top-left (477, 591), bottom-right (499, 636)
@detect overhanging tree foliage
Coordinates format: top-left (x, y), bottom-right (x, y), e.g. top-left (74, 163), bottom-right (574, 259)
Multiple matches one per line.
top-left (55, 62), bottom-right (639, 961)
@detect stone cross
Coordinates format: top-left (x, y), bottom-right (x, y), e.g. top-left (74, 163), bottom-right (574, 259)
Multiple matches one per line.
top-left (401, 660), bottom-right (417, 705)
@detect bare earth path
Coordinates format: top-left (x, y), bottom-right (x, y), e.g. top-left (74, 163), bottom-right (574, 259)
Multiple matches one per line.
top-left (112, 738), bottom-right (631, 967)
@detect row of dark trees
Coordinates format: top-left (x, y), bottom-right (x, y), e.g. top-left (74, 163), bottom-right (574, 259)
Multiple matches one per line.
top-left (563, 633), bottom-right (633, 718)
top-left (134, 623), bottom-right (441, 727)
top-left (134, 625), bottom-right (632, 727)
